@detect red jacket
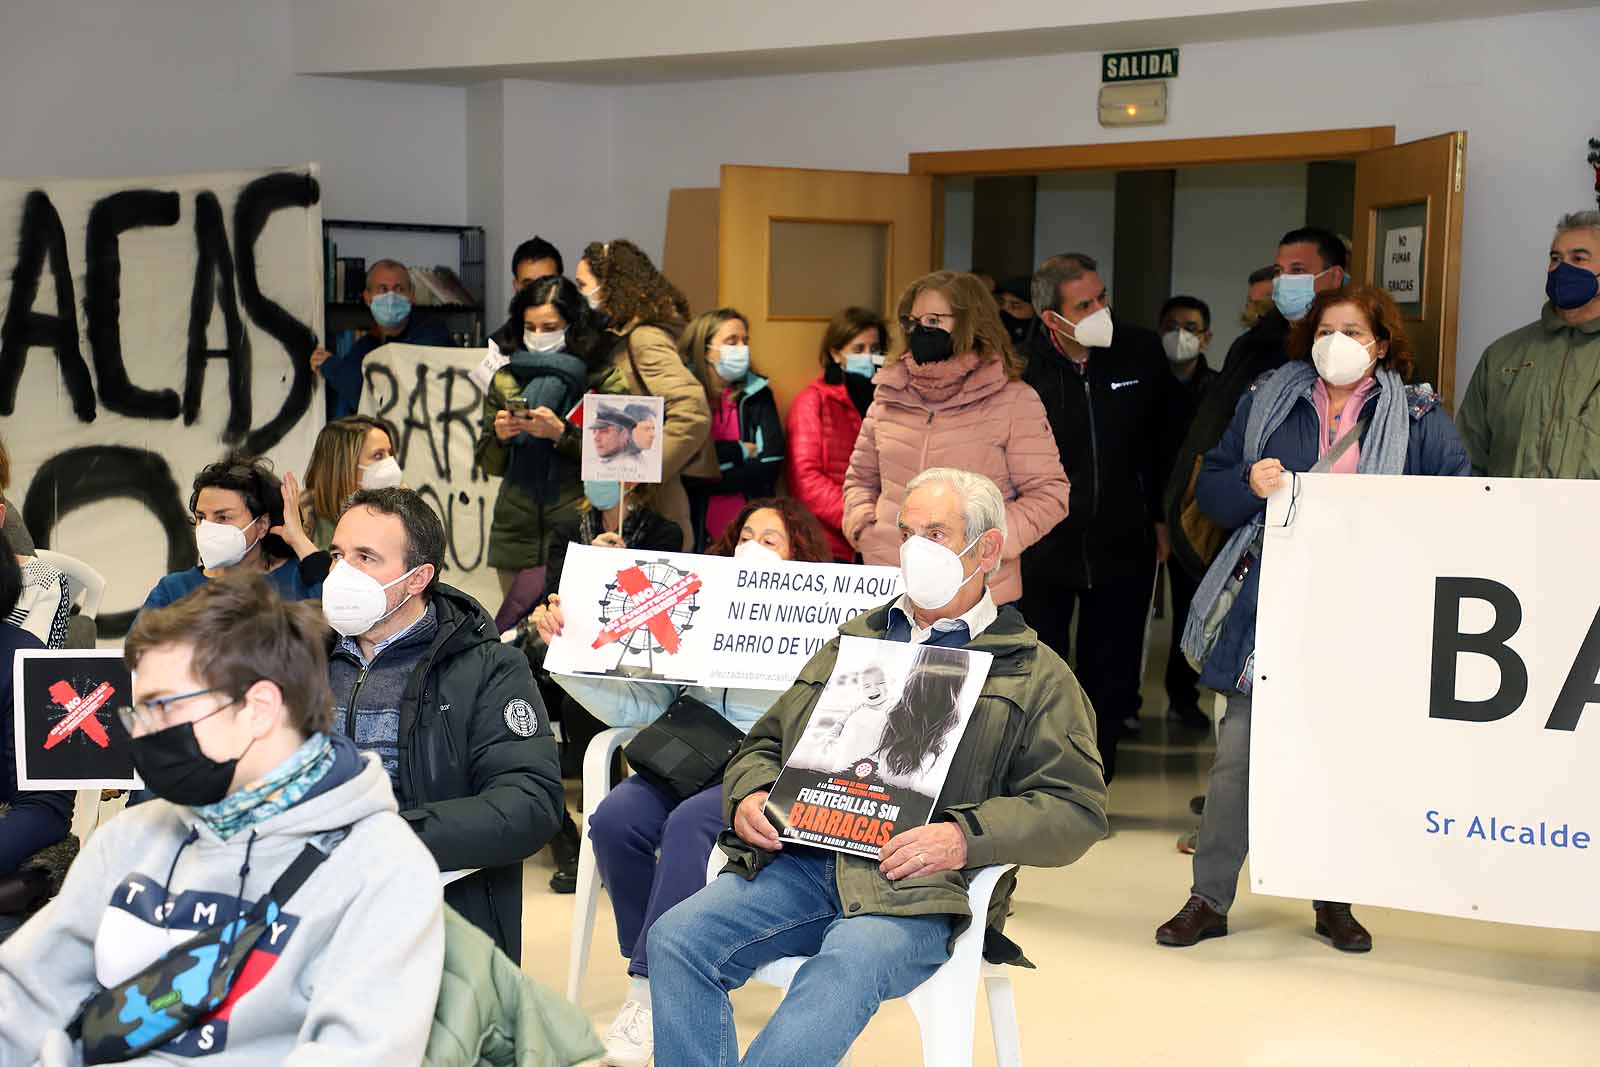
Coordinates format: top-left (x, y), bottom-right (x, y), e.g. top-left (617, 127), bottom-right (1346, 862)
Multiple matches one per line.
top-left (785, 378), bottom-right (862, 560)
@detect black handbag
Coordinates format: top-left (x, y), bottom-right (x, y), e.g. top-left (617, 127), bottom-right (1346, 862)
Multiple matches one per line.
top-left (623, 692), bottom-right (746, 802)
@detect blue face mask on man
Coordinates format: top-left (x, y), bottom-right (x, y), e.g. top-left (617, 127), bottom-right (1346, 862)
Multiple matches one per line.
top-left (1547, 261), bottom-right (1600, 311)
top-left (370, 291), bottom-right (412, 329)
top-left (1271, 267), bottom-right (1338, 322)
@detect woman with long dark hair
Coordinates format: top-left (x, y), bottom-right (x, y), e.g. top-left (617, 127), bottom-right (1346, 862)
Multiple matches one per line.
top-left (872, 653), bottom-right (969, 780)
top-left (576, 240), bottom-right (715, 548)
top-left (476, 273), bottom-right (623, 614)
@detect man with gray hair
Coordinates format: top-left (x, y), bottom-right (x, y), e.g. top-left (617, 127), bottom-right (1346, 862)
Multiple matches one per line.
top-left (1459, 211), bottom-right (1600, 477)
top-left (648, 467), bottom-right (1107, 1067)
top-left (1020, 252), bottom-right (1182, 774)
top-left (317, 258), bottom-right (451, 418)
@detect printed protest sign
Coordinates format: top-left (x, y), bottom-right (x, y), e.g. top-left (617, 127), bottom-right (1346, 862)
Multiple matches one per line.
top-left (544, 545), bottom-right (902, 690)
top-left (360, 342), bottom-right (501, 615)
top-left (12, 649), bottom-right (141, 790)
top-left (581, 394), bottom-right (664, 484)
top-left (766, 636), bottom-right (992, 858)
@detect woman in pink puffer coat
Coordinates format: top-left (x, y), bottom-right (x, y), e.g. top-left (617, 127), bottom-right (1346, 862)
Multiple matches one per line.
top-left (843, 271), bottom-right (1070, 604)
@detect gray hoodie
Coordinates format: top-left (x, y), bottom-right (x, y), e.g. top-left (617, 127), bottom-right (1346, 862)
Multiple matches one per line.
top-left (0, 745), bottom-right (445, 1065)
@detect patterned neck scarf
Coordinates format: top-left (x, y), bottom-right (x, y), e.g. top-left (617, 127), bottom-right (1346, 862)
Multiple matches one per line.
top-left (194, 732), bottom-right (336, 841)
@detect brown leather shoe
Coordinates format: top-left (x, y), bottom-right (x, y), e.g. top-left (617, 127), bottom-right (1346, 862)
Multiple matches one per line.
top-left (1156, 895), bottom-right (1228, 946)
top-left (1314, 902), bottom-right (1372, 953)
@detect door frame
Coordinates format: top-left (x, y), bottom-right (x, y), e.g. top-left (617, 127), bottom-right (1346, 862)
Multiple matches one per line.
top-left (907, 126), bottom-right (1397, 269)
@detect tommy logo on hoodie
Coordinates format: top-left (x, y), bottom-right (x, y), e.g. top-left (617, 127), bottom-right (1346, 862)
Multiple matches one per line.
top-left (96, 874), bottom-right (304, 1057)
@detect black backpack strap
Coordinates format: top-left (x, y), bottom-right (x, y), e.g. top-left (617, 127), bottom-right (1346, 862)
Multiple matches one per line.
top-left (254, 826), bottom-right (350, 915)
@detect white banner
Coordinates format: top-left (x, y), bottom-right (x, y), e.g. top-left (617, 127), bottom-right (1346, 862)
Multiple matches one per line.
top-left (545, 544), bottom-right (903, 690)
top-left (1252, 473), bottom-right (1600, 930)
top-left (0, 165), bottom-right (324, 637)
top-left (360, 342), bottom-right (500, 615)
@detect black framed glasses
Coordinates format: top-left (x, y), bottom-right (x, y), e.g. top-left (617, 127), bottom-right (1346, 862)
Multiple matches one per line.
top-left (1254, 471), bottom-right (1302, 531)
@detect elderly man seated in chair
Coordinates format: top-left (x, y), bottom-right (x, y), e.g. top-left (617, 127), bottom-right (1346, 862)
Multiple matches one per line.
top-left (647, 467), bottom-right (1109, 1067)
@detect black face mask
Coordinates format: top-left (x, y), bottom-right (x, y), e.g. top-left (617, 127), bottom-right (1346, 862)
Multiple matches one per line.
top-left (113, 709), bottom-right (248, 807)
top-left (907, 324), bottom-right (955, 364)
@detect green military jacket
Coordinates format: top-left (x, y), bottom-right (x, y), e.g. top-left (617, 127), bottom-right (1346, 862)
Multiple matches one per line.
top-left (717, 601), bottom-right (1108, 952)
top-left (1457, 302), bottom-right (1600, 477)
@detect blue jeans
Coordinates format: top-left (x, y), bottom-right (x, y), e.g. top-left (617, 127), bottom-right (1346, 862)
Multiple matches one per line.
top-left (587, 777), bottom-right (726, 978)
top-left (648, 849), bottom-right (953, 1067)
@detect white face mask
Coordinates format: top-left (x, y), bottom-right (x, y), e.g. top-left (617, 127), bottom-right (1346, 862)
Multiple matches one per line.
top-left (195, 519), bottom-right (261, 571)
top-left (320, 560), bottom-right (421, 638)
top-left (359, 456), bottom-right (404, 490)
top-left (1162, 328), bottom-right (1202, 364)
top-left (1054, 306), bottom-right (1114, 349)
top-left (899, 534), bottom-right (985, 611)
top-left (524, 328), bottom-right (566, 354)
top-left (581, 287), bottom-right (602, 311)
top-left (1311, 331), bottom-right (1378, 387)
top-left (734, 539), bottom-right (784, 564)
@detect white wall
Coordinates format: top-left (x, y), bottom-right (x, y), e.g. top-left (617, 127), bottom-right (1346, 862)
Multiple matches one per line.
top-left (607, 7), bottom-right (1599, 403)
top-left (0, 0), bottom-right (467, 226)
top-left (1172, 164), bottom-right (1308, 357)
top-left (1033, 173), bottom-right (1119, 287)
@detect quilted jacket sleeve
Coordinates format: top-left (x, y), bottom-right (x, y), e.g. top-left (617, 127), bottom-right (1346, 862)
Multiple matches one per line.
top-left (841, 402), bottom-right (883, 547)
top-left (785, 388), bottom-right (845, 532)
top-left (997, 382), bottom-right (1071, 557)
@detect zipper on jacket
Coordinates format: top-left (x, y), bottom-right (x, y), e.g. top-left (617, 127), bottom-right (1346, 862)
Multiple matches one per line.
top-left (343, 665), bottom-right (370, 742)
top-left (1081, 372), bottom-right (1100, 588)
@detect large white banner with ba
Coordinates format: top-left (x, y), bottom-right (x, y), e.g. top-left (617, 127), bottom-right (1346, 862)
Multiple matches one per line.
top-left (545, 544), bottom-right (903, 690)
top-left (359, 342), bottom-right (500, 615)
top-left (1252, 473), bottom-right (1600, 930)
top-left (0, 165), bottom-right (324, 637)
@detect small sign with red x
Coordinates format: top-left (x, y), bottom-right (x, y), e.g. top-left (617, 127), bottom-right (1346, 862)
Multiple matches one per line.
top-left (12, 648), bottom-right (141, 790)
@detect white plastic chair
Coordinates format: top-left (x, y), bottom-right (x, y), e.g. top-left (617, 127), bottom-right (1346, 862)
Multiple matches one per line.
top-left (704, 851), bottom-right (1024, 1066)
top-left (565, 725), bottom-right (641, 1004)
top-left (34, 548), bottom-right (106, 619)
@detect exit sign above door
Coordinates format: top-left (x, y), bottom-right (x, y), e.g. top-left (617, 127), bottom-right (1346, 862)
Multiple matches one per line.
top-left (1102, 48), bottom-right (1180, 83)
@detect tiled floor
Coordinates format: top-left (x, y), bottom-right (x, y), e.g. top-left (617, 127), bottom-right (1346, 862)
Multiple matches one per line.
top-left (518, 623), bottom-right (1600, 1065)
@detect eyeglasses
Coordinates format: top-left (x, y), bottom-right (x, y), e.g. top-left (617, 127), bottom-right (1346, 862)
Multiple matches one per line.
top-left (115, 687), bottom-right (242, 736)
top-left (901, 312), bottom-right (956, 331)
top-left (1254, 472), bottom-right (1302, 532)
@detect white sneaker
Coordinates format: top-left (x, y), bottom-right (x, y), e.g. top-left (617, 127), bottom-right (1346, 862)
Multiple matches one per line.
top-left (602, 1000), bottom-right (654, 1067)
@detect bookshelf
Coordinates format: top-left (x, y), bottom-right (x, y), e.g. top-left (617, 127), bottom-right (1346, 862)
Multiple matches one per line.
top-left (322, 219), bottom-right (489, 353)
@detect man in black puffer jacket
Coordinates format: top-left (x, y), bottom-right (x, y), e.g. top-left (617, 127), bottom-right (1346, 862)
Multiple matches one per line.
top-left (323, 488), bottom-right (564, 963)
top-left (1019, 255), bottom-right (1184, 781)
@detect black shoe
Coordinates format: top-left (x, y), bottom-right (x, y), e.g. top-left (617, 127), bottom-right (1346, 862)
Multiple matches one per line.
top-left (1314, 902), bottom-right (1372, 953)
top-left (547, 812), bottom-right (581, 895)
top-left (1189, 794), bottom-right (1206, 816)
top-left (1156, 896), bottom-right (1228, 947)
top-left (1167, 704), bottom-right (1211, 731)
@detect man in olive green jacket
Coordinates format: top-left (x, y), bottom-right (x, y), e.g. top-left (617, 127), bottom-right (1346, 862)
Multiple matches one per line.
top-left (1458, 211), bottom-right (1600, 477)
top-left (648, 468), bottom-right (1108, 1067)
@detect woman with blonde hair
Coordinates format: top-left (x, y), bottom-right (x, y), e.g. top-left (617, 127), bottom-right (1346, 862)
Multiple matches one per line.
top-left (576, 240), bottom-right (715, 547)
top-left (842, 271), bottom-right (1069, 604)
top-left (678, 307), bottom-right (785, 548)
top-left (301, 415), bottom-right (400, 549)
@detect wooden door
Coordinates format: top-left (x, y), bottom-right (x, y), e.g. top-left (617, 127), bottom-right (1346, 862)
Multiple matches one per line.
top-left (1350, 132), bottom-right (1466, 406)
top-left (718, 165), bottom-right (933, 417)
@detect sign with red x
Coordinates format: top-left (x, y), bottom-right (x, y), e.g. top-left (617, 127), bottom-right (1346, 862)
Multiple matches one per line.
top-left (12, 649), bottom-right (140, 790)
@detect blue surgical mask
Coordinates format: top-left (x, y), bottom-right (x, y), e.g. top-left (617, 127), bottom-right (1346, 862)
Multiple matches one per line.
top-left (1547, 261), bottom-right (1600, 311)
top-left (844, 352), bottom-right (878, 379)
top-left (370, 290), bottom-right (412, 329)
top-left (1270, 272), bottom-right (1316, 321)
top-left (715, 345), bottom-right (751, 382)
top-left (584, 480), bottom-right (621, 511)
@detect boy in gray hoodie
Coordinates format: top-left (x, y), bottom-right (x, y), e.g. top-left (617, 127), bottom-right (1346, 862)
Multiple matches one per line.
top-left (0, 575), bottom-right (444, 1065)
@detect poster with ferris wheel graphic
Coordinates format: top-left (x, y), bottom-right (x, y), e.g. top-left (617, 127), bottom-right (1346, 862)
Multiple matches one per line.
top-left (544, 545), bottom-right (903, 691)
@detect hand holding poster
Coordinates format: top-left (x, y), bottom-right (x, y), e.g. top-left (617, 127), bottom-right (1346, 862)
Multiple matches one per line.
top-left (766, 637), bottom-right (992, 858)
top-left (581, 394), bottom-right (665, 485)
top-left (544, 545), bottom-right (902, 690)
top-left (13, 649), bottom-right (141, 790)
